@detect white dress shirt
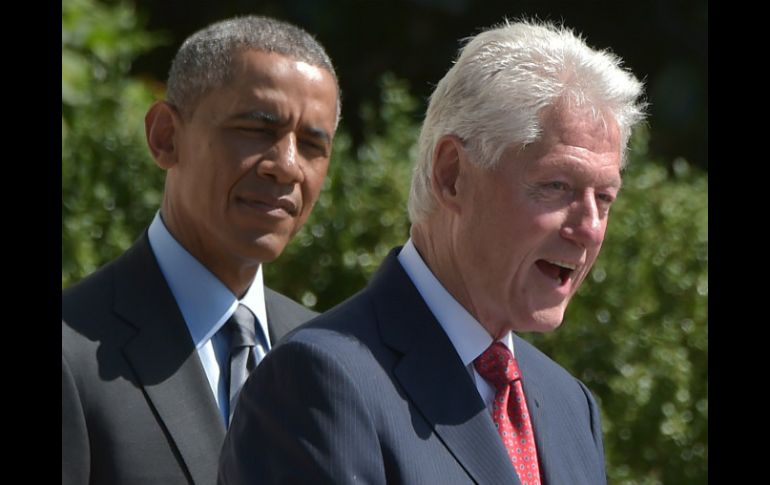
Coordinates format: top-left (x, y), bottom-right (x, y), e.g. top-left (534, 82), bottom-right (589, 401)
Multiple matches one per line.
top-left (397, 238), bottom-right (515, 411)
top-left (147, 212), bottom-right (270, 423)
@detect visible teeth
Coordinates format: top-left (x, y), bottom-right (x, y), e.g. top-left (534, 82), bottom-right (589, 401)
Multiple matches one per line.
top-left (546, 260), bottom-right (577, 270)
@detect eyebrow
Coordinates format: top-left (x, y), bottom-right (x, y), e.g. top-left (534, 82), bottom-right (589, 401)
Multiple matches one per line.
top-left (604, 171), bottom-right (623, 190)
top-left (535, 159), bottom-right (623, 189)
top-left (235, 110), bottom-right (282, 124)
top-left (302, 126), bottom-right (332, 145)
top-left (232, 110), bottom-right (332, 146)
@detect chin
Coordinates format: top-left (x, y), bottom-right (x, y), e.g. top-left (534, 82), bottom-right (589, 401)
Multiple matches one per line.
top-left (515, 308), bottom-right (566, 333)
top-left (241, 235), bottom-right (290, 264)
top-left (517, 321), bottom-right (564, 334)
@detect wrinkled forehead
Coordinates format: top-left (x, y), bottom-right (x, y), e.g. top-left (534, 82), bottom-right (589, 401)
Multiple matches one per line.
top-left (536, 104), bottom-right (621, 155)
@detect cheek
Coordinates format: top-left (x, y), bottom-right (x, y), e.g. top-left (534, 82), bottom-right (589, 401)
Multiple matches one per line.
top-left (586, 239), bottom-right (605, 265)
top-left (515, 211), bottom-right (561, 248)
top-left (310, 157), bottom-right (330, 180)
top-left (301, 164), bottom-right (329, 199)
top-left (529, 215), bottom-right (554, 235)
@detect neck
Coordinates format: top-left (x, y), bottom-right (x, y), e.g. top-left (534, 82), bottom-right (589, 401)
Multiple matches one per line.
top-left (411, 220), bottom-right (509, 340)
top-left (159, 202), bottom-right (259, 298)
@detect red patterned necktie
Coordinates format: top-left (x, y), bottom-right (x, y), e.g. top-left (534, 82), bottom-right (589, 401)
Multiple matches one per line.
top-left (474, 342), bottom-right (542, 485)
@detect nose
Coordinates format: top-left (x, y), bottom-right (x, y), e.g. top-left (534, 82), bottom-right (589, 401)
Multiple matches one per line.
top-left (560, 190), bottom-right (605, 248)
top-left (257, 133), bottom-right (303, 184)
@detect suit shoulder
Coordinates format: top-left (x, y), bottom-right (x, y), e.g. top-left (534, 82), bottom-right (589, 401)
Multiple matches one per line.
top-left (63, 234), bottom-right (151, 318)
top-left (63, 257), bottom-right (116, 306)
top-left (514, 336), bottom-right (591, 389)
top-left (62, 249), bottom-right (139, 359)
top-left (276, 289), bottom-right (379, 359)
top-left (514, 335), bottom-right (564, 370)
top-left (307, 287), bottom-right (373, 330)
top-left (265, 287), bottom-right (318, 321)
top-left (63, 256), bottom-right (120, 335)
top-left (262, 323), bottom-right (380, 393)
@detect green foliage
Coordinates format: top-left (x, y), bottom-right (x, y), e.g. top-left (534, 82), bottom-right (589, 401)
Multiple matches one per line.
top-left (61, 5), bottom-right (706, 481)
top-left (62, 0), bottom-right (165, 287)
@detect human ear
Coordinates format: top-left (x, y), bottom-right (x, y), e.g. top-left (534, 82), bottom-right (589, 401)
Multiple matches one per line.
top-left (430, 134), bottom-right (467, 214)
top-left (145, 101), bottom-right (181, 170)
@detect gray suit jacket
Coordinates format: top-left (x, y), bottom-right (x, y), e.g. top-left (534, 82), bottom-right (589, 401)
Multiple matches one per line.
top-left (219, 248), bottom-right (606, 485)
top-left (62, 233), bottom-right (316, 485)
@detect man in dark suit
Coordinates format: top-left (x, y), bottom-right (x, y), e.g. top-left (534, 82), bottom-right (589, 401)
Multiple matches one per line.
top-left (62, 15), bottom-right (340, 485)
top-left (219, 20), bottom-right (646, 485)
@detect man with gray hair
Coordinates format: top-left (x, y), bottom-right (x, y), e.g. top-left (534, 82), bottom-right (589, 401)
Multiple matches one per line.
top-left (219, 19), bottom-right (645, 485)
top-left (62, 15), bottom-right (340, 485)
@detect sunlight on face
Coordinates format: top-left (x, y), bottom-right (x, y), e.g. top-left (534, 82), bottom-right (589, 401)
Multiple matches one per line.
top-left (162, 50), bottom-right (338, 291)
top-left (454, 106), bottom-right (622, 333)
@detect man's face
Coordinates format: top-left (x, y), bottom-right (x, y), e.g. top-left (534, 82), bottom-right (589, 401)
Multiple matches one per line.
top-left (163, 50), bottom-right (338, 282)
top-left (453, 107), bottom-right (622, 333)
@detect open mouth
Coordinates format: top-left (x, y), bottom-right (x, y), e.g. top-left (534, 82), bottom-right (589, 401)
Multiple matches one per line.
top-left (535, 259), bottom-right (576, 285)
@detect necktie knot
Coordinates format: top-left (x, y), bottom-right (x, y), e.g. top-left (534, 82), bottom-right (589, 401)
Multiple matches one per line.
top-left (227, 304), bottom-right (257, 349)
top-left (473, 342), bottom-right (521, 390)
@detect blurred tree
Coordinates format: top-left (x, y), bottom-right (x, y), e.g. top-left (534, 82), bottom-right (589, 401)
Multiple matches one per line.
top-left (62, 4), bottom-right (707, 483)
top-left (62, 0), bottom-right (165, 287)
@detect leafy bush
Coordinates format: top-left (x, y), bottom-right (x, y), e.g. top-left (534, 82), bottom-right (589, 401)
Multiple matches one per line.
top-left (62, 0), bottom-right (164, 287)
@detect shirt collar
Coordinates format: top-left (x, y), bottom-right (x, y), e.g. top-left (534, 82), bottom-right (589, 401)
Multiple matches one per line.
top-left (147, 212), bottom-right (267, 348)
top-left (397, 238), bottom-right (514, 365)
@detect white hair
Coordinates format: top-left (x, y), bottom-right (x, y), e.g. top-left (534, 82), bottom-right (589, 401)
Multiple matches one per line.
top-left (408, 19), bottom-right (647, 223)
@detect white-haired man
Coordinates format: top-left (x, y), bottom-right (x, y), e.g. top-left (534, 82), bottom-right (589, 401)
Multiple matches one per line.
top-left (220, 20), bottom-right (645, 485)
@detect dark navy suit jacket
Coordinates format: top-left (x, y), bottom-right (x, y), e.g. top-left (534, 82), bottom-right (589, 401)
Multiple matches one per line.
top-left (62, 233), bottom-right (316, 485)
top-left (219, 249), bottom-right (607, 485)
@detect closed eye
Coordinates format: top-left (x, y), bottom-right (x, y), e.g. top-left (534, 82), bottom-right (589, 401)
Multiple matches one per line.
top-left (597, 193), bottom-right (615, 204)
top-left (299, 139), bottom-right (327, 155)
top-left (544, 181), bottom-right (569, 191)
top-left (238, 126), bottom-right (274, 136)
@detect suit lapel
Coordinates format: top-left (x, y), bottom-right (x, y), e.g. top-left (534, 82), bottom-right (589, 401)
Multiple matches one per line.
top-left (264, 287), bottom-right (310, 343)
top-left (113, 235), bottom-right (226, 485)
top-left (514, 337), bottom-right (569, 485)
top-left (371, 252), bottom-right (519, 485)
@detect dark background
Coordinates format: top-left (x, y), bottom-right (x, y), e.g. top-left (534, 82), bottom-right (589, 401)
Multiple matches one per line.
top-left (130, 0), bottom-right (708, 171)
